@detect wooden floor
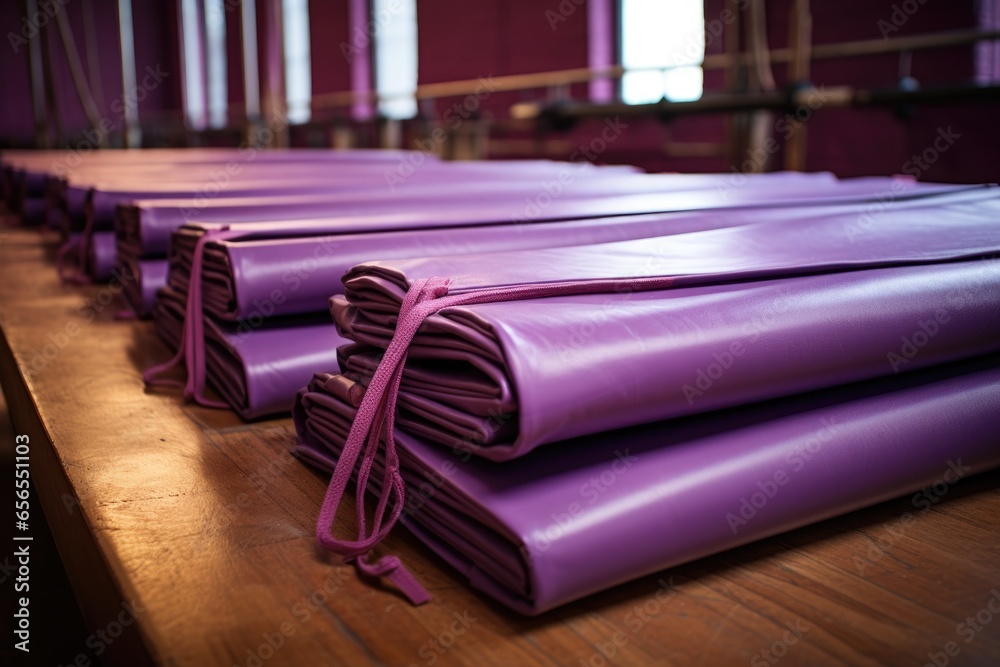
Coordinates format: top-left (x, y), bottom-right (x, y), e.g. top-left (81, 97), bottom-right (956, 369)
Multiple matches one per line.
top-left (1, 227), bottom-right (998, 667)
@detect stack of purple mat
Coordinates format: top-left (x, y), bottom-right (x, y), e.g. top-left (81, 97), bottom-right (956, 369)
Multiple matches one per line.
top-left (57, 150), bottom-right (463, 283)
top-left (148, 173), bottom-right (963, 419)
top-left (292, 185), bottom-right (1000, 613)
top-left (119, 168), bottom-right (758, 316)
top-left (7, 147), bottom-right (999, 617)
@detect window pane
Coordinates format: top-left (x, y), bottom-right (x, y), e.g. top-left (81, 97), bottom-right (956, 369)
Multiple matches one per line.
top-left (621, 0), bottom-right (705, 104)
top-left (180, 0), bottom-right (206, 129)
top-left (205, 0), bottom-right (228, 128)
top-left (663, 64), bottom-right (703, 102)
top-left (374, 0), bottom-right (418, 120)
top-left (283, 0), bottom-right (312, 124)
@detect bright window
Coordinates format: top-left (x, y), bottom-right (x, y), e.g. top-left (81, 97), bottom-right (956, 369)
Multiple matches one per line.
top-left (283, 0), bottom-right (312, 124)
top-left (374, 0), bottom-right (418, 119)
top-left (621, 0), bottom-right (705, 104)
top-left (179, 0), bottom-right (208, 129)
top-left (205, 0), bottom-right (228, 128)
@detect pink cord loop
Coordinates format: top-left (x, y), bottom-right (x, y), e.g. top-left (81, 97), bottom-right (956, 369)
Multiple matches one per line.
top-left (315, 277), bottom-right (451, 606)
top-left (55, 236), bottom-right (89, 284)
top-left (314, 273), bottom-right (679, 605)
top-left (143, 227), bottom-right (240, 408)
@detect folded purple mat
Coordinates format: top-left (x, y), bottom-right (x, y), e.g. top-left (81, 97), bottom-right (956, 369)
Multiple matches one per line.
top-left (121, 171), bottom-right (827, 313)
top-left (339, 259), bottom-right (1000, 451)
top-left (119, 171), bottom-right (834, 257)
top-left (301, 186), bottom-right (1000, 605)
top-left (17, 197), bottom-right (47, 227)
top-left (73, 159), bottom-right (638, 232)
top-left (115, 163), bottom-right (677, 317)
top-left (329, 187), bottom-right (1000, 459)
top-left (120, 257), bottom-right (168, 317)
top-left (4, 147), bottom-right (439, 224)
top-left (294, 355), bottom-right (1000, 613)
top-left (153, 176), bottom-right (965, 414)
top-left (153, 287), bottom-right (348, 418)
top-left (87, 232), bottom-right (118, 282)
top-left (191, 183), bottom-right (995, 320)
top-left (72, 160), bottom-right (640, 283)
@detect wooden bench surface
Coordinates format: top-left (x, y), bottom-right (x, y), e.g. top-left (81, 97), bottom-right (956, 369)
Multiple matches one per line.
top-left (1, 228), bottom-right (998, 667)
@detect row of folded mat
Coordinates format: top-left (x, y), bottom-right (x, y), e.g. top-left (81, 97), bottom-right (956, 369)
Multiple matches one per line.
top-left (2, 148), bottom-right (999, 615)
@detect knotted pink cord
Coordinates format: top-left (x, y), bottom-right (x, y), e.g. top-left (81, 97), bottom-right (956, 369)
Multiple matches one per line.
top-left (60, 197), bottom-right (103, 285)
top-left (144, 228), bottom-right (241, 407)
top-left (316, 273), bottom-right (679, 605)
top-left (55, 236), bottom-right (89, 284)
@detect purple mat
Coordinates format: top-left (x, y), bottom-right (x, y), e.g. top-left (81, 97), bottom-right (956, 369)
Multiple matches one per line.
top-left (151, 177), bottom-right (973, 417)
top-left (153, 287), bottom-right (347, 418)
top-left (297, 187), bottom-right (1000, 607)
top-left (186, 180), bottom-right (987, 322)
top-left (329, 187), bottom-right (1000, 459)
top-left (120, 257), bottom-right (169, 318)
top-left (72, 160), bottom-right (638, 283)
top-left (294, 355), bottom-right (1000, 614)
top-left (119, 170), bottom-right (835, 257)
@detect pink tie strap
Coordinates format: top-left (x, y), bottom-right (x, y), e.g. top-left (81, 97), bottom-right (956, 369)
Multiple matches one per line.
top-left (316, 273), bottom-right (679, 604)
top-left (144, 227), bottom-right (241, 407)
top-left (55, 236), bottom-right (89, 284)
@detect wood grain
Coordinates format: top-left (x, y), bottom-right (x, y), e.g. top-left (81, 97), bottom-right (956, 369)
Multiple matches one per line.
top-left (1, 229), bottom-right (998, 667)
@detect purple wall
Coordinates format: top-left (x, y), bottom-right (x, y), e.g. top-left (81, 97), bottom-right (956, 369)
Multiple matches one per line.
top-left (0, 0), bottom-right (183, 146)
top-left (2, 0), bottom-right (998, 183)
top-left (0, 3), bottom-right (35, 143)
top-left (310, 0), bottom-right (353, 98)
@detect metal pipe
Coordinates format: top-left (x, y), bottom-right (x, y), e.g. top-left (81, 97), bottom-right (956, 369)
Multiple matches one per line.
top-left (521, 83), bottom-right (1000, 122)
top-left (309, 28), bottom-right (1000, 110)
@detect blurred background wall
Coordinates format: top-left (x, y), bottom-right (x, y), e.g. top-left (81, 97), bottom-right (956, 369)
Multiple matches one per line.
top-left (2, 0), bottom-right (999, 183)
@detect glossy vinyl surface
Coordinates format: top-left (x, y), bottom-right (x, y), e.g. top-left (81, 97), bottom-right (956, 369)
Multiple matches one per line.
top-left (153, 287), bottom-right (346, 418)
top-left (294, 357), bottom-right (1000, 614)
top-left (331, 188), bottom-right (1000, 459)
